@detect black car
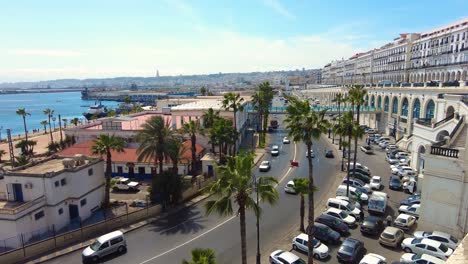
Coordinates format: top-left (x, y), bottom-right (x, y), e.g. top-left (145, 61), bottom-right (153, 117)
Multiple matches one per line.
top-left (349, 172), bottom-right (370, 184)
top-left (400, 194), bottom-right (421, 206)
top-left (337, 238), bottom-right (364, 263)
top-left (309, 222), bottom-right (341, 244)
top-left (325, 150), bottom-right (334, 158)
top-left (315, 214), bottom-right (349, 235)
top-left (360, 216), bottom-right (384, 236)
top-left (350, 167), bottom-right (370, 176)
top-left (389, 176), bottom-right (402, 190)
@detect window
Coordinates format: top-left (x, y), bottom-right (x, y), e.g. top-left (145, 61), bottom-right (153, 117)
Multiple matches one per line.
top-left (117, 166), bottom-right (123, 174)
top-left (34, 210), bottom-right (45, 220)
top-left (110, 236), bottom-right (123, 245)
top-left (58, 208), bottom-right (63, 215)
top-left (54, 181), bottom-right (59, 187)
top-left (60, 178), bottom-right (67, 186)
top-left (99, 242), bottom-right (110, 250)
top-left (416, 244), bottom-right (425, 249)
top-left (426, 245), bottom-right (437, 252)
top-left (80, 198), bottom-right (87, 207)
top-left (88, 168), bottom-right (93, 176)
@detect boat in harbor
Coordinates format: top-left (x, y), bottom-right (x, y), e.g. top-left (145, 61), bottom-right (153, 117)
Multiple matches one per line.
top-left (83, 101), bottom-right (108, 120)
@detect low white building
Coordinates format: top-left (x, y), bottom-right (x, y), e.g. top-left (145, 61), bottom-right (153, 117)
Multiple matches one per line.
top-left (0, 156), bottom-right (104, 247)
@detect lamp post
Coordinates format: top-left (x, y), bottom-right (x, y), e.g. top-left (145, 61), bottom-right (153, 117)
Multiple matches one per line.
top-left (252, 174), bottom-right (261, 264)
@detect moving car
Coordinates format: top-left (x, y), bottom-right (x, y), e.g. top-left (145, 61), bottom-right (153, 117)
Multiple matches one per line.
top-left (360, 145), bottom-right (373, 154)
top-left (271, 145), bottom-right (280, 156)
top-left (398, 204), bottom-right (421, 218)
top-left (284, 181), bottom-right (296, 194)
top-left (283, 137), bottom-right (291, 144)
top-left (394, 213), bottom-right (417, 230)
top-left (315, 214), bottom-right (349, 235)
top-left (413, 231), bottom-right (460, 250)
top-left (270, 250), bottom-right (306, 264)
top-left (400, 193), bottom-right (421, 206)
top-left (82, 231), bottom-right (127, 263)
top-left (359, 253), bottom-right (386, 264)
top-left (325, 150), bottom-right (334, 158)
top-left (324, 208), bottom-right (356, 227)
top-left (292, 233), bottom-right (329, 260)
top-left (401, 238), bottom-right (453, 260)
top-left (369, 176), bottom-right (382, 190)
top-left (400, 253), bottom-right (446, 264)
top-left (360, 216), bottom-right (384, 236)
top-left (379, 226), bottom-right (405, 248)
top-left (337, 238), bottom-right (365, 263)
top-left (259, 161), bottom-right (271, 172)
top-left (310, 222), bottom-right (341, 244)
top-left (389, 176), bottom-right (402, 190)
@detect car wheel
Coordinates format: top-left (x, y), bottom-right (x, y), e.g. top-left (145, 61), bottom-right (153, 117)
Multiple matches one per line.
top-left (92, 256), bottom-right (99, 263)
top-left (313, 253), bottom-right (320, 259)
top-left (118, 245), bottom-right (127, 254)
top-left (404, 247), bottom-right (412, 253)
top-left (292, 244), bottom-right (297, 250)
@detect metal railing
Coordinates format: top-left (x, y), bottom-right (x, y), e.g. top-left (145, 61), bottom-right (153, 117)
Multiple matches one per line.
top-left (415, 118), bottom-right (432, 127)
top-left (433, 114), bottom-right (454, 128)
top-left (430, 146), bottom-right (459, 158)
top-left (449, 116), bottom-right (465, 139)
top-left (0, 196), bottom-right (46, 215)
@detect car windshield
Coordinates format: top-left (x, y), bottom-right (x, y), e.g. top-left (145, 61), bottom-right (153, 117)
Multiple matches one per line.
top-left (381, 232), bottom-right (394, 239)
top-left (391, 178), bottom-right (400, 184)
top-left (369, 199), bottom-right (384, 207)
top-left (410, 254), bottom-right (420, 260)
top-left (292, 259), bottom-right (306, 264)
top-left (347, 203), bottom-right (355, 210)
top-left (90, 240), bottom-right (101, 251)
top-left (339, 245), bottom-right (354, 254)
top-left (313, 238), bottom-right (321, 248)
top-left (439, 243), bottom-right (450, 253)
top-left (339, 211), bottom-right (349, 218)
top-left (372, 178), bottom-right (380, 183)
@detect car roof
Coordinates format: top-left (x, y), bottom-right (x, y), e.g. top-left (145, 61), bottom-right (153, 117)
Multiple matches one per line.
top-left (383, 226), bottom-right (402, 235)
top-left (97, 230), bottom-right (124, 243)
top-left (277, 251), bottom-right (300, 262)
top-left (372, 176), bottom-right (381, 180)
top-left (421, 238), bottom-right (442, 247)
top-left (328, 197), bottom-right (348, 205)
top-left (296, 233), bottom-right (308, 241)
top-left (397, 213), bottom-right (413, 220)
top-left (261, 161), bottom-right (269, 164)
top-left (342, 237), bottom-right (361, 247)
top-left (326, 207), bottom-right (343, 214)
top-left (287, 180), bottom-right (294, 185)
top-left (360, 254), bottom-right (386, 264)
top-left (431, 231), bottom-right (451, 238)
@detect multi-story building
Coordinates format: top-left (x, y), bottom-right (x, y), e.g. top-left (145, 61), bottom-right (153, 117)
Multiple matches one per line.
top-left (0, 156), bottom-right (104, 246)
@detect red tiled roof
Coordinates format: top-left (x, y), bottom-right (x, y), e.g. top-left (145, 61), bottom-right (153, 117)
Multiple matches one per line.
top-left (59, 140), bottom-right (205, 164)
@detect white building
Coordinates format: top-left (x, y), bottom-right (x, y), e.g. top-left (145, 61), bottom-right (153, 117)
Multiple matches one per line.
top-left (0, 156), bottom-right (104, 247)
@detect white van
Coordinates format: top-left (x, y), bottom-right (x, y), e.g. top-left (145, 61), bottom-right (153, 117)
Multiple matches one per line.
top-left (368, 191), bottom-right (388, 215)
top-left (336, 185), bottom-right (368, 202)
top-left (82, 231), bottom-right (127, 263)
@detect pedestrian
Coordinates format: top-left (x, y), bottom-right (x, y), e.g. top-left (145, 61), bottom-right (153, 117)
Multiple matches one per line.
top-left (386, 215), bottom-right (393, 227)
top-left (359, 210), bottom-right (364, 222)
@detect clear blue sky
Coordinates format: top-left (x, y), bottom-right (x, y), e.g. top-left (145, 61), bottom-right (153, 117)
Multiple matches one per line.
top-left (0, 0), bottom-right (466, 82)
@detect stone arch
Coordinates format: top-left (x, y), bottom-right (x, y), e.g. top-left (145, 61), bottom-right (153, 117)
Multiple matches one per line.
top-left (445, 72), bottom-right (450, 82)
top-left (436, 72), bottom-right (440, 81)
top-left (412, 98), bottom-right (421, 118)
top-left (462, 70), bottom-right (467, 81)
top-left (364, 95), bottom-right (369, 107)
top-left (446, 105), bottom-right (455, 118)
top-left (456, 71), bottom-right (461, 81)
top-left (384, 96), bottom-right (389, 112)
top-left (450, 71), bottom-right (455, 81)
top-left (417, 145), bottom-right (426, 172)
top-left (377, 95), bottom-right (382, 108)
top-left (424, 99), bottom-right (435, 119)
top-left (436, 130), bottom-right (450, 142)
top-left (392, 96), bottom-right (399, 114)
top-left (370, 95), bottom-right (375, 107)
top-left (401, 97), bottom-right (409, 116)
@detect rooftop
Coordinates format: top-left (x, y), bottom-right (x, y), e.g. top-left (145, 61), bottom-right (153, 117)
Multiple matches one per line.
top-left (171, 99), bottom-right (225, 111)
top-left (85, 112), bottom-right (174, 131)
top-left (15, 158), bottom-right (67, 174)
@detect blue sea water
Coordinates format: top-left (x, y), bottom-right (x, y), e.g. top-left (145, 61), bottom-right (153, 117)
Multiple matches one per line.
top-left (0, 92), bottom-right (120, 137)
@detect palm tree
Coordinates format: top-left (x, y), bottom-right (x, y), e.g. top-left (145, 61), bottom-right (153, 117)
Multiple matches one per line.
top-left (222, 92), bottom-right (244, 154)
top-left (91, 134), bottom-right (125, 207)
top-left (70, 117), bottom-right (79, 127)
top-left (292, 178), bottom-right (318, 232)
top-left (348, 85), bottom-right (367, 175)
top-left (43, 108), bottom-right (54, 142)
top-left (164, 137), bottom-right (187, 204)
top-left (136, 116), bottom-right (174, 177)
top-left (204, 152), bottom-right (278, 264)
top-left (62, 118), bottom-right (68, 128)
top-left (40, 120), bottom-right (49, 134)
top-left (285, 97), bottom-right (330, 264)
top-left (181, 120), bottom-right (204, 175)
top-left (16, 108), bottom-right (31, 143)
top-left (182, 248), bottom-right (217, 264)
top-left (251, 82), bottom-right (276, 145)
top-left (332, 93), bottom-right (345, 150)
top-left (0, 149), bottom-right (6, 162)
top-left (202, 108), bottom-right (219, 129)
top-left (200, 86), bottom-right (207, 96)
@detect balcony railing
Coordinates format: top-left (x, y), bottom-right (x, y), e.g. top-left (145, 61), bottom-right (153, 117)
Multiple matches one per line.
top-left (430, 146), bottom-right (459, 158)
top-left (415, 118), bottom-right (432, 127)
top-left (0, 196), bottom-right (46, 215)
top-left (433, 114), bottom-right (454, 128)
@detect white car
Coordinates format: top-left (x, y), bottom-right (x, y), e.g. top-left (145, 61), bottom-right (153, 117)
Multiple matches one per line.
top-left (349, 162), bottom-right (370, 174)
top-left (306, 149), bottom-right (315, 158)
top-left (400, 253), bottom-right (446, 264)
top-left (270, 250), bottom-right (305, 264)
top-left (401, 238), bottom-right (453, 260)
top-left (324, 208), bottom-right (357, 227)
top-left (271, 145), bottom-right (280, 156)
top-left (413, 231), bottom-right (460, 250)
top-left (259, 161), bottom-right (271, 172)
top-left (292, 233), bottom-right (329, 260)
top-left (342, 178), bottom-right (371, 193)
top-left (402, 171), bottom-right (417, 182)
top-left (283, 137), bottom-right (291, 144)
top-left (394, 213), bottom-right (417, 230)
top-left (386, 155), bottom-right (400, 165)
top-left (336, 196), bottom-right (362, 209)
top-left (370, 176), bottom-right (382, 190)
top-left (360, 145), bottom-right (373, 154)
top-left (398, 166), bottom-right (414, 177)
top-left (396, 152), bottom-right (410, 159)
top-left (359, 253), bottom-right (386, 264)
top-left (379, 141), bottom-right (390, 148)
top-left (386, 144), bottom-right (397, 152)
top-left (398, 204), bottom-right (421, 218)
top-left (284, 181), bottom-right (296, 194)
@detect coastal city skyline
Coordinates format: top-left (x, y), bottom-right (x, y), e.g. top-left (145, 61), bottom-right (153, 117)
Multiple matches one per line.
top-left (1, 0), bottom-right (467, 82)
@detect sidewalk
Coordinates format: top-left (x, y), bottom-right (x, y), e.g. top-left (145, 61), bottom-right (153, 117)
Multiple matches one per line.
top-left (0, 130), bottom-right (64, 156)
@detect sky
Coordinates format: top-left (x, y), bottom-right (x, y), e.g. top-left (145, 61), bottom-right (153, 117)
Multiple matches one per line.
top-left (0, 0), bottom-right (467, 82)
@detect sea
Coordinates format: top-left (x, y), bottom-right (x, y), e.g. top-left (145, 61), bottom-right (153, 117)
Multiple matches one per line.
top-left (0, 91), bottom-right (120, 137)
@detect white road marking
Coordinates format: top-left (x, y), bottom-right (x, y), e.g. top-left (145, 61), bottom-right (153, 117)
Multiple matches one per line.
top-left (138, 139), bottom-right (298, 263)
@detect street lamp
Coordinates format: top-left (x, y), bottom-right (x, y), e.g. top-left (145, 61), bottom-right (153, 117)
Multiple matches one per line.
top-left (252, 174), bottom-right (261, 264)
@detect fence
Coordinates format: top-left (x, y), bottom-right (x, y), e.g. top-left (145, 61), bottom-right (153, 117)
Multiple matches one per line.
top-left (0, 179), bottom-right (210, 264)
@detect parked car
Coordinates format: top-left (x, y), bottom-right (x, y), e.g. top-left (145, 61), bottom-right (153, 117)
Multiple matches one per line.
top-left (336, 196), bottom-right (362, 209)
top-left (343, 178), bottom-right (371, 193)
top-left (360, 145), bottom-right (373, 154)
top-left (284, 180), bottom-right (296, 194)
top-left (379, 226), bottom-right (405, 248)
top-left (270, 250), bottom-right (306, 264)
top-left (259, 161), bottom-right (271, 172)
top-left (292, 233), bottom-right (329, 260)
top-left (386, 144), bottom-right (397, 152)
top-left (360, 216), bottom-right (384, 236)
top-left (324, 208), bottom-right (357, 227)
top-left (82, 231), bottom-right (127, 263)
top-left (379, 141), bottom-right (391, 149)
top-left (336, 185), bottom-right (369, 202)
top-left (283, 137), bottom-right (291, 144)
top-left (325, 150), bottom-right (334, 158)
top-left (400, 253), bottom-right (446, 264)
top-left (309, 223), bottom-right (341, 244)
top-left (398, 204), bottom-right (421, 218)
top-left (327, 198), bottom-right (362, 220)
top-left (401, 238), bottom-right (453, 260)
top-left (271, 145), bottom-right (280, 156)
top-left (348, 162), bottom-right (370, 174)
top-left (396, 152), bottom-right (410, 159)
top-left (316, 214), bottom-right (349, 235)
top-left (413, 231), bottom-right (460, 250)
top-left (350, 172), bottom-right (371, 184)
top-left (349, 167), bottom-right (371, 177)
top-left (400, 194), bottom-right (421, 206)
top-left (398, 166), bottom-right (415, 178)
top-left (130, 199), bottom-right (147, 208)
top-left (337, 238), bottom-right (365, 263)
top-left (389, 176), bottom-right (402, 190)
top-left (359, 253), bottom-right (386, 264)
top-left (394, 213), bottom-right (417, 230)
top-left (386, 154), bottom-right (400, 165)
top-left (369, 176), bottom-right (382, 190)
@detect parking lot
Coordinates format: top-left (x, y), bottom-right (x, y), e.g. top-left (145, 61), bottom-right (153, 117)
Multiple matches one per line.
top-left (291, 136), bottom-right (420, 263)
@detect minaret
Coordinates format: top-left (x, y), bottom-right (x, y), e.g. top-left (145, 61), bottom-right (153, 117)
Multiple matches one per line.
top-left (156, 70), bottom-right (160, 78)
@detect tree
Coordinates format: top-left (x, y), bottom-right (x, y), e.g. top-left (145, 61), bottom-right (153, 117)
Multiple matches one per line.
top-left (222, 92), bottom-right (244, 154)
top-left (182, 248), bottom-right (217, 264)
top-left (40, 120), bottom-right (48, 134)
top-left (62, 118), bottom-right (68, 128)
top-left (348, 85), bottom-right (367, 176)
top-left (210, 117), bottom-right (237, 163)
top-left (43, 108), bottom-right (54, 142)
top-left (70, 117), bottom-right (79, 126)
top-left (292, 178), bottom-right (318, 233)
top-left (0, 149), bottom-right (6, 162)
top-left (285, 96), bottom-right (330, 264)
top-left (204, 152), bottom-right (278, 264)
top-left (15, 155), bottom-right (29, 166)
top-left (202, 108), bottom-right (219, 129)
top-left (15, 139), bottom-right (36, 156)
top-left (332, 93), bottom-right (345, 150)
top-left (91, 134), bottom-right (125, 208)
top-left (200, 86), bottom-right (207, 96)
top-left (180, 120), bottom-right (204, 175)
top-left (335, 111), bottom-right (355, 196)
top-left (16, 108), bottom-right (31, 144)
top-left (123, 96), bottom-right (131, 104)
top-left (251, 82), bottom-right (276, 145)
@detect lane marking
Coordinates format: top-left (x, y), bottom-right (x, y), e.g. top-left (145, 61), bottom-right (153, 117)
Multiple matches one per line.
top-left (138, 138), bottom-right (298, 263)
